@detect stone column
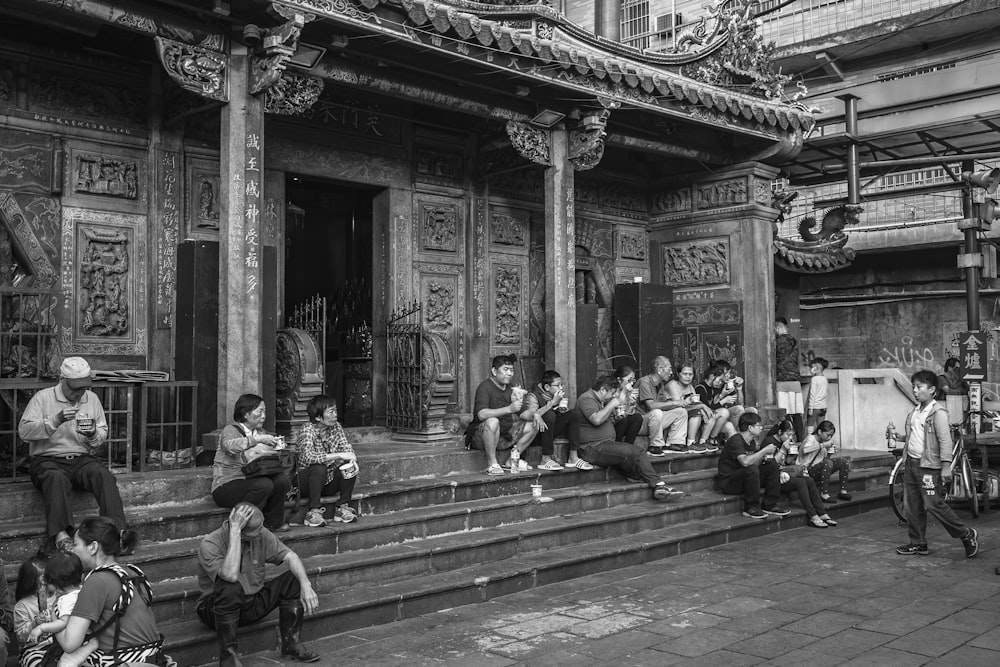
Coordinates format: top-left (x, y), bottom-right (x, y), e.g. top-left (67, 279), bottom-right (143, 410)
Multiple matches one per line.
top-left (544, 127), bottom-right (577, 395)
top-left (218, 43), bottom-right (265, 422)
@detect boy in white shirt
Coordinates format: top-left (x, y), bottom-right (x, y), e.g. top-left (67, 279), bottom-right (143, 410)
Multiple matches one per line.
top-left (806, 357), bottom-right (829, 434)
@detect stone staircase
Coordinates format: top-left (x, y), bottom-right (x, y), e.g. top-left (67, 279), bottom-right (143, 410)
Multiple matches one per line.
top-left (0, 432), bottom-right (895, 666)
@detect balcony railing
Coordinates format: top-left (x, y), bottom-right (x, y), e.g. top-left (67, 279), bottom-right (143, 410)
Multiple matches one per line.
top-left (759, 0), bottom-right (962, 47)
top-left (0, 380), bottom-right (198, 483)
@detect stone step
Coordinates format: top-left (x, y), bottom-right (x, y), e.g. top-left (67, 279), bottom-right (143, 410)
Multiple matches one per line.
top-left (174, 486), bottom-right (889, 667)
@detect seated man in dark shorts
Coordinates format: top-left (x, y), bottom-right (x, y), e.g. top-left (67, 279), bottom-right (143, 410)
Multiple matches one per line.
top-left (465, 354), bottom-right (538, 475)
top-left (717, 412), bottom-right (790, 519)
top-left (575, 375), bottom-right (683, 501)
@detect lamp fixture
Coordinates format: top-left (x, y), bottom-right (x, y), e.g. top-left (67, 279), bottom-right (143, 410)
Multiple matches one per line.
top-left (529, 109), bottom-right (565, 128)
top-left (288, 42), bottom-right (327, 69)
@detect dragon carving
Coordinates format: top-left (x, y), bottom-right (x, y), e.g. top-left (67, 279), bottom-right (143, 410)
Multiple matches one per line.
top-left (798, 205), bottom-right (863, 242)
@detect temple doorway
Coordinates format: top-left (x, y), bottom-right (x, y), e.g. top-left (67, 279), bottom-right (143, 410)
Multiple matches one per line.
top-left (284, 175), bottom-right (377, 426)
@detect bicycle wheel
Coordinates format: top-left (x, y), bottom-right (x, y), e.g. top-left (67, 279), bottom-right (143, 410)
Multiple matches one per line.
top-left (889, 455), bottom-right (907, 524)
top-left (961, 454), bottom-right (980, 518)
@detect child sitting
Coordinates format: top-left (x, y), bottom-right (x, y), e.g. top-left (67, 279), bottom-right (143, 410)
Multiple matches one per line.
top-left (26, 553), bottom-right (95, 667)
top-left (13, 555), bottom-right (53, 667)
top-left (797, 420), bottom-right (852, 502)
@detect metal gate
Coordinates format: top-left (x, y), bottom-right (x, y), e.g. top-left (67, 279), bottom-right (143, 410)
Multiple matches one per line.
top-left (287, 293), bottom-right (327, 393)
top-left (387, 300), bottom-right (423, 431)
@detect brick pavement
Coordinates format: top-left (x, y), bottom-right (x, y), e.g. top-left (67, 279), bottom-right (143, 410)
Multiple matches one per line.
top-left (230, 507), bottom-right (1000, 666)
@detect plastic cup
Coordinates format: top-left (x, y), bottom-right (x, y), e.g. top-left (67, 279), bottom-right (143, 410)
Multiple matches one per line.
top-left (531, 484), bottom-right (543, 498)
top-left (339, 461), bottom-right (359, 479)
top-left (76, 417), bottom-right (95, 434)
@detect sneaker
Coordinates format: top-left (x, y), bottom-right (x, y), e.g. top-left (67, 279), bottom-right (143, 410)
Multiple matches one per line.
top-left (653, 483), bottom-right (684, 501)
top-left (699, 441), bottom-right (720, 454)
top-left (333, 506), bottom-right (358, 523)
top-left (517, 459), bottom-right (533, 472)
top-left (648, 446), bottom-right (668, 457)
top-left (896, 543), bottom-right (929, 555)
top-left (666, 444), bottom-right (690, 455)
top-left (763, 506), bottom-right (791, 517)
top-left (688, 442), bottom-right (709, 454)
top-left (742, 507), bottom-right (768, 519)
top-left (818, 514), bottom-right (837, 526)
top-left (962, 528), bottom-right (979, 558)
top-left (304, 508), bottom-right (327, 527)
top-left (837, 491), bottom-right (853, 501)
top-left (538, 459), bottom-right (563, 471)
top-left (809, 515), bottom-right (829, 528)
top-left (820, 492), bottom-right (832, 502)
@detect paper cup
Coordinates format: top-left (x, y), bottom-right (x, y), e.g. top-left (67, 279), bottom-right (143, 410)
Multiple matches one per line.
top-left (511, 386), bottom-right (526, 402)
top-left (339, 461), bottom-right (359, 479)
top-left (530, 484), bottom-right (543, 498)
top-left (76, 417), bottom-right (95, 434)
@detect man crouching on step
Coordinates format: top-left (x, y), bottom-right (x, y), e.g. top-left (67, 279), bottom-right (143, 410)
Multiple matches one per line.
top-left (197, 502), bottom-right (320, 666)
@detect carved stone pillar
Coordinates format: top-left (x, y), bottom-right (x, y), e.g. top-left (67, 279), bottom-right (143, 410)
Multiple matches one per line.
top-left (218, 43), bottom-right (266, 424)
top-left (544, 128), bottom-right (577, 395)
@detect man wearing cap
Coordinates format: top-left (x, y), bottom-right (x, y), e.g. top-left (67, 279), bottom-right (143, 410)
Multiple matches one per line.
top-left (18, 356), bottom-right (123, 554)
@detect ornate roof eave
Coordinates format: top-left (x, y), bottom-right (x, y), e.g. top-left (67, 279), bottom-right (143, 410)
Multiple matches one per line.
top-left (273, 0), bottom-right (814, 141)
top-left (773, 236), bottom-right (856, 274)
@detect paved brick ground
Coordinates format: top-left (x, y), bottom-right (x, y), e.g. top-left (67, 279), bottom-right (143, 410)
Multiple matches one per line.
top-left (233, 506), bottom-right (1000, 666)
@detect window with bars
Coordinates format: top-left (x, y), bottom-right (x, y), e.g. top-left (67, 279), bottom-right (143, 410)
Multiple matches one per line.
top-left (621, 0), bottom-right (650, 49)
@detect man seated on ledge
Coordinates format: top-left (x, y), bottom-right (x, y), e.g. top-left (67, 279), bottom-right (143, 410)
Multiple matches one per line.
top-left (18, 356), bottom-right (125, 555)
top-left (465, 354), bottom-right (538, 476)
top-left (574, 375), bottom-right (683, 501)
top-left (717, 412), bottom-right (790, 519)
top-left (635, 356), bottom-right (689, 456)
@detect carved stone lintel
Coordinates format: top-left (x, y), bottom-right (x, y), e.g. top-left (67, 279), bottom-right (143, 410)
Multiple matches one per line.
top-left (506, 121), bottom-right (550, 166)
top-left (265, 72), bottom-right (325, 115)
top-left (154, 37), bottom-right (228, 102)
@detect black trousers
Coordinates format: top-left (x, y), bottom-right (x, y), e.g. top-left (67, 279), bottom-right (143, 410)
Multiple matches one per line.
top-left (532, 409), bottom-right (572, 456)
top-left (614, 414), bottom-right (643, 444)
top-left (213, 474), bottom-right (291, 529)
top-left (196, 570), bottom-right (301, 627)
top-left (719, 462), bottom-right (781, 510)
top-left (578, 440), bottom-right (661, 488)
top-left (29, 454), bottom-right (126, 537)
top-left (299, 463), bottom-right (356, 508)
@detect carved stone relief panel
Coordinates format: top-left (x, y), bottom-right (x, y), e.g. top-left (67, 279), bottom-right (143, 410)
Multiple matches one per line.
top-left (63, 143), bottom-right (147, 213)
top-left (417, 265), bottom-right (465, 408)
top-left (0, 192), bottom-right (59, 288)
top-left (662, 237), bottom-right (730, 288)
top-left (616, 227), bottom-right (647, 261)
top-left (185, 156), bottom-right (221, 239)
top-left (0, 129), bottom-right (52, 193)
top-left (415, 146), bottom-right (463, 185)
top-left (697, 177), bottom-right (749, 210)
top-left (413, 193), bottom-right (465, 264)
top-left (489, 167), bottom-right (544, 202)
top-left (528, 245), bottom-right (545, 357)
top-left (28, 67), bottom-right (146, 126)
top-left (670, 303), bottom-right (744, 378)
top-left (489, 206), bottom-right (529, 254)
top-left (490, 254), bottom-right (529, 353)
top-left (576, 176), bottom-right (646, 220)
top-left (652, 187), bottom-right (692, 215)
top-left (60, 207), bottom-right (147, 356)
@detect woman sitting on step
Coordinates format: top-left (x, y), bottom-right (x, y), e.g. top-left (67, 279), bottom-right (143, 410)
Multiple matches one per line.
top-left (767, 420), bottom-right (839, 528)
top-left (296, 395), bottom-right (359, 527)
top-left (56, 516), bottom-right (175, 666)
top-left (665, 362), bottom-right (722, 454)
top-left (212, 394), bottom-right (292, 532)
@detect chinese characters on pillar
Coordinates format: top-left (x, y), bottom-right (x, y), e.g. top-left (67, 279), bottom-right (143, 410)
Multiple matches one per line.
top-left (244, 132), bottom-right (261, 303)
top-left (958, 331), bottom-right (987, 381)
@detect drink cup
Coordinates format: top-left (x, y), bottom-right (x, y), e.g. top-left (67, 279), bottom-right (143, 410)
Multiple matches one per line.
top-left (274, 436), bottom-right (287, 450)
top-left (511, 386), bottom-right (526, 402)
top-left (76, 416), bottom-right (95, 435)
top-left (339, 461), bottom-right (359, 479)
top-left (559, 397), bottom-right (569, 410)
top-left (531, 484), bottom-right (543, 498)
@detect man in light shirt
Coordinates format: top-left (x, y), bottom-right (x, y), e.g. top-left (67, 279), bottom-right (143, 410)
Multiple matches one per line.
top-left (887, 369), bottom-right (978, 558)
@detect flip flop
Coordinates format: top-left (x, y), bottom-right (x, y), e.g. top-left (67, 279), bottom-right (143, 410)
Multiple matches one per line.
top-left (486, 464), bottom-right (505, 476)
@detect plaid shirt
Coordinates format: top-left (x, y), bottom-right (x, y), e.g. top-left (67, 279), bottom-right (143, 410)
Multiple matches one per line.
top-left (296, 421), bottom-right (355, 484)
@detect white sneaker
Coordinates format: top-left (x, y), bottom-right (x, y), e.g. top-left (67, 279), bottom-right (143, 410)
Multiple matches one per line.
top-left (304, 508), bottom-right (326, 527)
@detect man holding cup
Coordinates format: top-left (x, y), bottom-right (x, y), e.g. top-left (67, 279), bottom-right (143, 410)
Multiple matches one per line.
top-left (18, 356), bottom-right (123, 555)
top-left (465, 354), bottom-right (538, 475)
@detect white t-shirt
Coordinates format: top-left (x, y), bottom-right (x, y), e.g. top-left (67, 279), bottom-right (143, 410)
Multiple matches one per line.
top-left (56, 588), bottom-right (80, 619)
top-left (907, 402), bottom-right (936, 460)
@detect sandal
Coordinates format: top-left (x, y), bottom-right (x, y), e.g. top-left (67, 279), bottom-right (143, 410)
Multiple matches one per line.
top-left (486, 464), bottom-right (505, 476)
top-left (538, 459), bottom-right (564, 471)
top-left (818, 514), bottom-right (838, 526)
top-left (809, 515), bottom-right (828, 528)
top-left (565, 459), bottom-right (595, 470)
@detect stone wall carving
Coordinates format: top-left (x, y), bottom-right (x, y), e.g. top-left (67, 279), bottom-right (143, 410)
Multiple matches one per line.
top-left (489, 167), bottom-right (544, 202)
top-left (420, 204), bottom-right (457, 252)
top-left (494, 265), bottom-right (521, 345)
top-left (425, 281), bottom-right (454, 329)
top-left (671, 302), bottom-right (745, 378)
top-left (490, 212), bottom-right (526, 247)
top-left (506, 121), bottom-right (550, 166)
top-left (617, 229), bottom-right (646, 261)
top-left (60, 207), bottom-right (146, 356)
top-left (265, 72), bottom-right (324, 115)
top-left (662, 238), bottom-right (730, 287)
top-left (185, 157), bottom-right (221, 237)
top-left (0, 192), bottom-right (59, 288)
top-left (652, 187), bottom-right (693, 214)
top-left (0, 130), bottom-right (51, 192)
top-left (415, 148), bottom-right (463, 182)
top-left (195, 175), bottom-right (221, 229)
top-left (673, 302), bottom-right (742, 327)
top-left (74, 154), bottom-right (138, 200)
top-left (154, 150), bottom-right (179, 329)
top-left (697, 178), bottom-right (748, 209)
top-left (154, 37), bottom-right (228, 102)
top-left (576, 176), bottom-right (646, 218)
top-left (30, 70), bottom-right (145, 124)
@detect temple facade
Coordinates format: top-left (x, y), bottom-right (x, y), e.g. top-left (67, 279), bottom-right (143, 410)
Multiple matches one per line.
top-left (0, 0), bottom-right (812, 448)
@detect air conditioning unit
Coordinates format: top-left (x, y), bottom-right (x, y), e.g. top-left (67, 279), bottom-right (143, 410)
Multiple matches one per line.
top-left (655, 12), bottom-right (681, 34)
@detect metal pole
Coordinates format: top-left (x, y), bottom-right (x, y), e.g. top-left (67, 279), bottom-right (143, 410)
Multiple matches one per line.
top-left (963, 159), bottom-right (980, 330)
top-left (840, 94), bottom-right (861, 206)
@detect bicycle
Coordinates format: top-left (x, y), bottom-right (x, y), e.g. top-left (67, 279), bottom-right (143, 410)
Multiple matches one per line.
top-left (888, 426), bottom-right (979, 524)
